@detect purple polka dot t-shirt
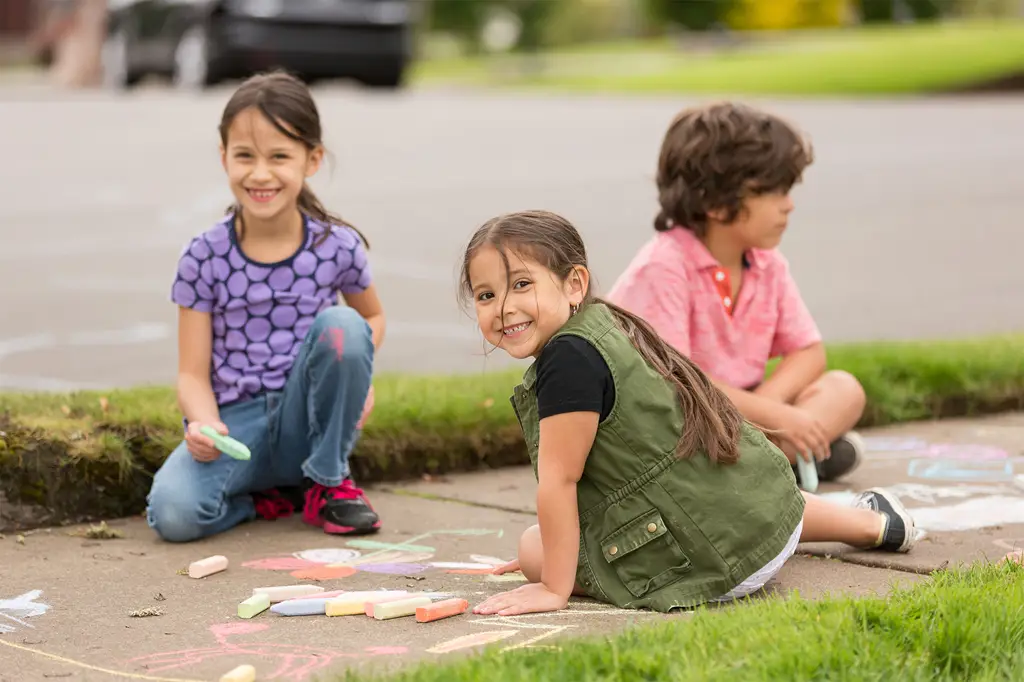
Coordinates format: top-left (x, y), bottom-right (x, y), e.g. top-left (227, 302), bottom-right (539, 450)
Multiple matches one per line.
top-left (171, 214), bottom-right (371, 405)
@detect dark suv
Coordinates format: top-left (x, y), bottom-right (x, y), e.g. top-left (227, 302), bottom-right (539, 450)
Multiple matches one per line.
top-left (102, 0), bottom-right (415, 90)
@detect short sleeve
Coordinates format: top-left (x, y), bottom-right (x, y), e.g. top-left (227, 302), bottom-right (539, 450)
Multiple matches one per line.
top-left (335, 228), bottom-right (373, 294)
top-left (170, 237), bottom-right (215, 313)
top-left (769, 255), bottom-right (822, 357)
top-left (535, 336), bottom-right (613, 420)
top-left (607, 262), bottom-right (692, 357)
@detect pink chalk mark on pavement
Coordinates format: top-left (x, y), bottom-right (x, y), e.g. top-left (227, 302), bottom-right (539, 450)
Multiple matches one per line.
top-left (242, 557), bottom-right (320, 571)
top-left (125, 621), bottom-right (406, 681)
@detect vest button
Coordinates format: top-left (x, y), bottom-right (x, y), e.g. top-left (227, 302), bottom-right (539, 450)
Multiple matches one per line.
top-left (609, 546), bottom-right (618, 556)
top-left (647, 523), bottom-right (658, 533)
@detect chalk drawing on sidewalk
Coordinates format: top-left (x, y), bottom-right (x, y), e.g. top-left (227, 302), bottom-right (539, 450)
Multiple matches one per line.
top-left (819, 483), bottom-right (1024, 532)
top-left (907, 458), bottom-right (1015, 482)
top-left (125, 622), bottom-right (406, 682)
top-left (864, 438), bottom-right (1013, 462)
top-left (243, 529), bottom-right (507, 580)
top-left (0, 590), bottom-right (50, 635)
top-left (863, 437), bottom-right (930, 453)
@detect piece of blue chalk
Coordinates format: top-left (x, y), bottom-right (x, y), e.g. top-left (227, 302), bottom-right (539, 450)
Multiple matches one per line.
top-left (270, 597), bottom-right (333, 616)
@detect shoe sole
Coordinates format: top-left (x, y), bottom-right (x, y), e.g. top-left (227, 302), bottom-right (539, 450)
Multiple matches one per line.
top-left (863, 487), bottom-right (917, 553)
top-left (323, 520), bottom-right (382, 536)
top-left (818, 431), bottom-right (865, 481)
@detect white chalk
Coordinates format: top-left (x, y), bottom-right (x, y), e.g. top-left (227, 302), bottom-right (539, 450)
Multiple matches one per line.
top-left (219, 664), bottom-right (256, 682)
top-left (189, 555), bottom-right (228, 579)
top-left (252, 585), bottom-right (324, 603)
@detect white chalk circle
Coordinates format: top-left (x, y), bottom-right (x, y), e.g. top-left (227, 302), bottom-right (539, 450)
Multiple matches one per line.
top-left (294, 548), bottom-right (362, 564)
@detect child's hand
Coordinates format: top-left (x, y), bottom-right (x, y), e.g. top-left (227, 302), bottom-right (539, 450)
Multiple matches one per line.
top-left (186, 421), bottom-right (228, 462)
top-left (473, 583), bottom-right (568, 616)
top-left (491, 558), bottom-right (520, 575)
top-left (774, 405), bottom-right (830, 461)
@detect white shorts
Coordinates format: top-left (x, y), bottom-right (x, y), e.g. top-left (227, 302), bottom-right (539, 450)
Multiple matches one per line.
top-left (713, 519), bottom-right (804, 602)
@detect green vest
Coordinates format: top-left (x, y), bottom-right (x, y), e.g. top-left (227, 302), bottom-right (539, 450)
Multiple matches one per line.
top-left (510, 303), bottom-right (805, 612)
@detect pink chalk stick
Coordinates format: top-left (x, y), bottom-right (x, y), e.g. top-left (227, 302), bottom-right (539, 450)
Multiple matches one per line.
top-left (189, 555), bottom-right (228, 579)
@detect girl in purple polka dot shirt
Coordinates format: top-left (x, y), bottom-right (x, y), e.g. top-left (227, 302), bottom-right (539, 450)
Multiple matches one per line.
top-left (147, 71), bottom-right (386, 543)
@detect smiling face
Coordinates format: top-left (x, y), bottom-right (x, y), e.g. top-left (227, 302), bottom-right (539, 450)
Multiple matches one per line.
top-left (220, 106), bottom-right (322, 225)
top-left (468, 244), bottom-right (588, 360)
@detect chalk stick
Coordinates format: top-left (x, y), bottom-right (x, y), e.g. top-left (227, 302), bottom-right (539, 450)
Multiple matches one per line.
top-left (270, 597), bottom-right (335, 617)
top-left (796, 454), bottom-right (818, 493)
top-left (252, 584), bottom-right (324, 603)
top-left (373, 596), bottom-right (433, 621)
top-left (238, 593), bottom-right (270, 619)
top-left (416, 598), bottom-right (469, 623)
top-left (219, 664), bottom-right (256, 682)
top-left (189, 555), bottom-right (228, 579)
top-left (326, 592), bottom-right (403, 617)
top-left (364, 593), bottom-right (417, 617)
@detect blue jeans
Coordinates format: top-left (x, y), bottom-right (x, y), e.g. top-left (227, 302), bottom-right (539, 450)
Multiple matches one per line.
top-left (146, 306), bottom-right (374, 543)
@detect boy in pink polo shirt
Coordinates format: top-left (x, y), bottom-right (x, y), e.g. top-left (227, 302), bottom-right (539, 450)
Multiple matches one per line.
top-left (608, 101), bottom-right (866, 482)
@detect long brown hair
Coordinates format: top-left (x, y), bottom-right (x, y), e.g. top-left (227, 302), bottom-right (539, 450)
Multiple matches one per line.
top-left (460, 210), bottom-right (745, 465)
top-left (218, 70), bottom-right (368, 249)
top-left (655, 101), bottom-right (813, 236)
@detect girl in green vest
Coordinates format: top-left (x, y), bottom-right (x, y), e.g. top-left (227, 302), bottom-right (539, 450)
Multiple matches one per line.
top-left (463, 210), bottom-right (918, 617)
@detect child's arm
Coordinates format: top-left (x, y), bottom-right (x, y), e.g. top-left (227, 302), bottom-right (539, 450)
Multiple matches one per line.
top-left (341, 284), bottom-right (386, 350)
top-left (754, 342), bottom-right (827, 404)
top-left (536, 411), bottom-right (596, 597)
top-left (176, 307), bottom-right (225, 462)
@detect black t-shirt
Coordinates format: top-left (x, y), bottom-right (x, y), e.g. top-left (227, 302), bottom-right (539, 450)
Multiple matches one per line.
top-left (535, 335), bottom-right (616, 421)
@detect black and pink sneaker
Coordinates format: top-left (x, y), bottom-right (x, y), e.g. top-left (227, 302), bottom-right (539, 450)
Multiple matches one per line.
top-left (301, 478), bottom-right (381, 535)
top-left (252, 488), bottom-right (300, 521)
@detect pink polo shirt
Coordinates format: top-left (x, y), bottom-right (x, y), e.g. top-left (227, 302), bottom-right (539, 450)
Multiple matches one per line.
top-left (606, 228), bottom-right (821, 390)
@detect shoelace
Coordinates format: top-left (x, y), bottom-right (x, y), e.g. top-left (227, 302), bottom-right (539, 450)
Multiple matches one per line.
top-left (304, 480), bottom-right (366, 507)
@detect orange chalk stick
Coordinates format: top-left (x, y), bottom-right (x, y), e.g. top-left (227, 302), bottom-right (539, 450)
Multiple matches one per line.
top-left (416, 598), bottom-right (469, 623)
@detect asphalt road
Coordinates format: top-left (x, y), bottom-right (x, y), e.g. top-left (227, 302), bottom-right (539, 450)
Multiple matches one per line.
top-left (1, 81), bottom-right (1022, 391)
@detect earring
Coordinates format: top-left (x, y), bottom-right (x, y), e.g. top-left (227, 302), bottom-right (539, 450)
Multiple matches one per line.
top-left (570, 303), bottom-right (579, 316)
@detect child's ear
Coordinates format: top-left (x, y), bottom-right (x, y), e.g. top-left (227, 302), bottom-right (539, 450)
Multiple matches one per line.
top-left (219, 144), bottom-right (227, 172)
top-left (306, 146), bottom-right (324, 178)
top-left (565, 266), bottom-right (590, 305)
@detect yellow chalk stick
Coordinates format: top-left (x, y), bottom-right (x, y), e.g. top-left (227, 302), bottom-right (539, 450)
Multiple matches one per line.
top-left (238, 593), bottom-right (270, 619)
top-left (219, 664), bottom-right (256, 682)
top-left (373, 596), bottom-right (433, 621)
top-left (326, 592), bottom-right (396, 617)
top-left (189, 554), bottom-right (228, 579)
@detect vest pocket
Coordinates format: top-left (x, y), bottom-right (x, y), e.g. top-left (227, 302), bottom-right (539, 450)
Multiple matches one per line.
top-left (600, 509), bottom-right (692, 598)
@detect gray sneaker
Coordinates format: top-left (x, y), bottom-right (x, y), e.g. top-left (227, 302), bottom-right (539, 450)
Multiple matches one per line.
top-left (817, 431), bottom-right (865, 481)
top-left (854, 488), bottom-right (918, 553)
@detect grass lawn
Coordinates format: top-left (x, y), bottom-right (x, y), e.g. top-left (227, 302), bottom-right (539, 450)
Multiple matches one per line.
top-left (1, 333), bottom-right (1023, 525)
top-left (412, 20), bottom-right (1024, 95)
top-left (339, 561), bottom-right (1024, 682)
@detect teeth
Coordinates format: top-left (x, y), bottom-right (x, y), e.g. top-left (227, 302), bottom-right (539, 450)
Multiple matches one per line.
top-left (503, 323), bottom-right (529, 335)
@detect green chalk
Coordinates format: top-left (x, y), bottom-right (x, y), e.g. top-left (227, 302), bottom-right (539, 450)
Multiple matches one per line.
top-left (200, 426), bottom-right (251, 461)
top-left (796, 454), bottom-right (818, 493)
top-left (238, 592), bottom-right (270, 619)
top-left (372, 596), bottom-right (432, 621)
top-left (346, 539), bottom-right (435, 553)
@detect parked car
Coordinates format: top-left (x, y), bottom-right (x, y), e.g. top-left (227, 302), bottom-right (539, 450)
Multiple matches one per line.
top-left (101, 0), bottom-right (415, 90)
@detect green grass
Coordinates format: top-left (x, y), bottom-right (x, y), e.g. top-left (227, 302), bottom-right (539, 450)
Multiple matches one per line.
top-left (1, 334), bottom-right (1023, 527)
top-left (412, 21), bottom-right (1024, 95)
top-left (342, 561), bottom-right (1024, 682)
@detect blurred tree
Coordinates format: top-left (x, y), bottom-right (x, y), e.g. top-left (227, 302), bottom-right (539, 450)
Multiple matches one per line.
top-left (643, 0), bottom-right (737, 31)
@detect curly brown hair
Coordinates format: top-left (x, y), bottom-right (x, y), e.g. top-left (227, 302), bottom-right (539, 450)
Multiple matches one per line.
top-left (654, 101), bottom-right (814, 236)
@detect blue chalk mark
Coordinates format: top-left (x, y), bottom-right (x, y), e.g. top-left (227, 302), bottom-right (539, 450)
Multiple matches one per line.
top-left (907, 458), bottom-right (1015, 482)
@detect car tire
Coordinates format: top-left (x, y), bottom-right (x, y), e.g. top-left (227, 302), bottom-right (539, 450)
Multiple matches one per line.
top-left (172, 26), bottom-right (220, 90)
top-left (359, 57), bottom-right (406, 89)
top-left (101, 28), bottom-right (140, 90)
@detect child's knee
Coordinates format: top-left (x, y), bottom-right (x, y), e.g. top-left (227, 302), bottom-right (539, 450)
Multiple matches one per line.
top-left (146, 490), bottom-right (204, 543)
top-left (309, 306), bottom-right (373, 363)
top-left (823, 370), bottom-right (866, 410)
top-left (518, 525), bottom-right (544, 583)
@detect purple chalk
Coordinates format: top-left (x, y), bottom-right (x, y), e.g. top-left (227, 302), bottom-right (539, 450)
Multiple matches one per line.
top-left (270, 597), bottom-right (332, 616)
top-left (358, 561), bottom-right (430, 573)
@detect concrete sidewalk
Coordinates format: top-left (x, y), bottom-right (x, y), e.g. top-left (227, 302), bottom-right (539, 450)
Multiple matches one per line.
top-left (2, 413), bottom-right (1023, 682)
